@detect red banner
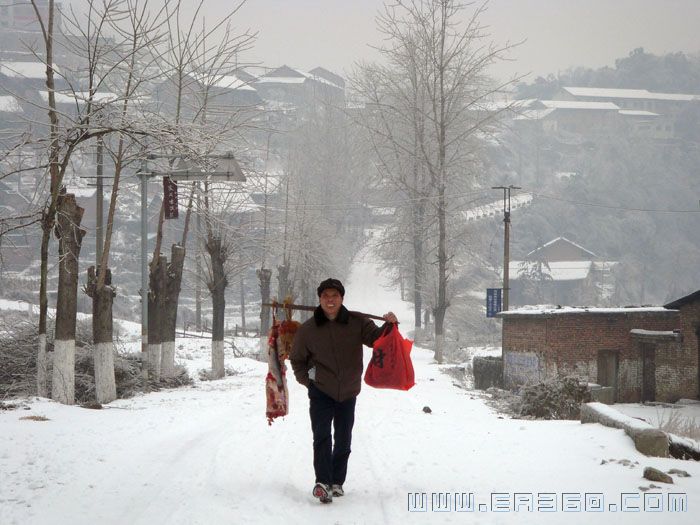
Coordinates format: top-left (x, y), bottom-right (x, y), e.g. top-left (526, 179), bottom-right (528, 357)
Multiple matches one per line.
top-left (163, 177), bottom-right (179, 219)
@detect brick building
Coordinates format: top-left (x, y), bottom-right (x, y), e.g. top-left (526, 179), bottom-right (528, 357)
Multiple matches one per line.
top-left (665, 290), bottom-right (700, 401)
top-left (497, 305), bottom-right (698, 403)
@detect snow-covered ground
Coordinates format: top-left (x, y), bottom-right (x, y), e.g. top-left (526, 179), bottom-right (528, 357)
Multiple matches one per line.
top-left (1, 247), bottom-right (699, 524)
top-left (615, 402), bottom-right (700, 430)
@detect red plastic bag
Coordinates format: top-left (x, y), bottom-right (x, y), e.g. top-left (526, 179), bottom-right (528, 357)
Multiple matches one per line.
top-left (364, 326), bottom-right (415, 390)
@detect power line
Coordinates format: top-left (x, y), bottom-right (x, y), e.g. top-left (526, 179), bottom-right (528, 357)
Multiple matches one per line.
top-left (523, 190), bottom-right (700, 214)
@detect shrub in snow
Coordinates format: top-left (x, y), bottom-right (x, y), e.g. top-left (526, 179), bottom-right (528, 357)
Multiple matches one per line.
top-left (517, 376), bottom-right (591, 420)
top-left (0, 313), bottom-right (45, 399)
top-left (198, 367), bottom-right (238, 381)
top-left (0, 317), bottom-right (192, 402)
top-left (472, 356), bottom-right (503, 390)
top-left (656, 407), bottom-right (700, 442)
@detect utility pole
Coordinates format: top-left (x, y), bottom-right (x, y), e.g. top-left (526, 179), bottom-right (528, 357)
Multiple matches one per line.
top-left (95, 136), bottom-right (104, 265)
top-left (492, 185), bottom-right (521, 311)
top-left (195, 182), bottom-right (202, 331)
top-left (139, 153), bottom-right (245, 350)
top-left (140, 158), bottom-right (148, 355)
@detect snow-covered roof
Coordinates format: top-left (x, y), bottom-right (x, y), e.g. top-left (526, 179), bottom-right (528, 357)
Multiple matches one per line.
top-left (527, 236), bottom-right (597, 258)
top-left (38, 91), bottom-right (117, 105)
top-left (257, 66), bottom-right (343, 90)
top-left (665, 289), bottom-right (700, 309)
top-left (562, 86), bottom-right (696, 102)
top-left (0, 61), bottom-right (59, 79)
top-left (0, 95), bottom-right (23, 113)
top-left (472, 99), bottom-right (536, 112)
top-left (618, 109), bottom-right (659, 117)
top-left (66, 187), bottom-right (97, 199)
top-left (537, 100), bottom-right (620, 111)
top-left (256, 75), bottom-right (306, 85)
top-left (498, 305), bottom-right (676, 317)
top-left (512, 108), bottom-right (556, 121)
top-left (309, 66), bottom-right (345, 88)
top-left (187, 72), bottom-right (257, 92)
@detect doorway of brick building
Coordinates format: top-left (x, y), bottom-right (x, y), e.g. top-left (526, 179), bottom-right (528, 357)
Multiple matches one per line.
top-left (596, 350), bottom-right (618, 402)
top-left (640, 343), bottom-right (656, 402)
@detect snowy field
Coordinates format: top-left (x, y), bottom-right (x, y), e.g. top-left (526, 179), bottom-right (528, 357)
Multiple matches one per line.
top-left (1, 250), bottom-right (699, 524)
top-left (615, 402), bottom-right (700, 431)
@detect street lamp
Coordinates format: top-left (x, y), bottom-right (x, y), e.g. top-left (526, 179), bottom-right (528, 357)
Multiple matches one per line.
top-left (137, 152), bottom-right (245, 356)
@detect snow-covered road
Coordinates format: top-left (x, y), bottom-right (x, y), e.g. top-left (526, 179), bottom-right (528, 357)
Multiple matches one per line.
top-left (1, 246), bottom-right (698, 524)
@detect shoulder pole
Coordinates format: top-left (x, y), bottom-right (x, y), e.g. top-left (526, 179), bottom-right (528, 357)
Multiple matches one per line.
top-left (262, 302), bottom-right (387, 322)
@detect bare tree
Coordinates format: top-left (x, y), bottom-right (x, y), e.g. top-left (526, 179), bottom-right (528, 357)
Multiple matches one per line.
top-left (145, 1), bottom-right (255, 380)
top-left (27, 0), bottom-right (141, 401)
top-left (69, 0), bottom-right (173, 403)
top-left (17, 0), bottom-right (179, 402)
top-left (200, 181), bottom-right (256, 378)
top-left (351, 0), bottom-right (519, 362)
top-left (268, 86), bottom-right (368, 311)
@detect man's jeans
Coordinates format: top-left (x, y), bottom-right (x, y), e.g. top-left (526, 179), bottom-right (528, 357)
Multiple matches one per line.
top-left (308, 382), bottom-right (356, 486)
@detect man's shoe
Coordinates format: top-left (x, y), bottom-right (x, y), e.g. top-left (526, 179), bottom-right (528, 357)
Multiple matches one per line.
top-left (331, 484), bottom-right (344, 497)
top-left (313, 483), bottom-right (333, 504)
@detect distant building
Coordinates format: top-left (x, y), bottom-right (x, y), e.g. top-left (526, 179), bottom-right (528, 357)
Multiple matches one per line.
top-left (308, 67), bottom-right (345, 90)
top-left (0, 93), bottom-right (23, 128)
top-left (0, 1), bottom-right (65, 63)
top-left (0, 0), bottom-right (61, 32)
top-left (254, 65), bottom-right (344, 108)
top-left (553, 86), bottom-right (698, 139)
top-left (152, 70), bottom-right (263, 121)
top-left (507, 237), bottom-right (616, 307)
top-left (0, 180), bottom-right (35, 272)
top-left (555, 86), bottom-right (697, 115)
top-left (523, 99), bottom-right (621, 135)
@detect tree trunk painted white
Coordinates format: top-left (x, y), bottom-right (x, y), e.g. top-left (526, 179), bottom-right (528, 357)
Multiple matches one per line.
top-left (212, 340), bottom-right (225, 379)
top-left (147, 344), bottom-right (162, 381)
top-left (37, 334), bottom-right (49, 397)
top-left (94, 342), bottom-right (117, 403)
top-left (53, 194), bottom-right (85, 405)
top-left (161, 341), bottom-right (176, 378)
top-left (51, 340), bottom-right (75, 405)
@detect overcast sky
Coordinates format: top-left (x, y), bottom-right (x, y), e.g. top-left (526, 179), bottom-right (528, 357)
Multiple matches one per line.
top-left (176, 0), bottom-right (699, 82)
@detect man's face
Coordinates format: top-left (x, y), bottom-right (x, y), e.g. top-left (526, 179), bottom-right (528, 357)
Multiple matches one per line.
top-left (320, 288), bottom-right (343, 320)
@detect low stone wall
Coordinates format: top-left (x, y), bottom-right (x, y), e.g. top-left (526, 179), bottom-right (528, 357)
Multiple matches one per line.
top-left (472, 356), bottom-right (503, 390)
top-left (580, 402), bottom-right (669, 457)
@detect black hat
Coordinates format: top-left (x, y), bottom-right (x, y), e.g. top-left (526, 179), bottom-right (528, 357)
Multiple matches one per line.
top-left (317, 278), bottom-right (345, 297)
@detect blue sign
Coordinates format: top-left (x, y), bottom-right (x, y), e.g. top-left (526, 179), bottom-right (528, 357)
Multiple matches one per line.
top-left (486, 288), bottom-right (502, 318)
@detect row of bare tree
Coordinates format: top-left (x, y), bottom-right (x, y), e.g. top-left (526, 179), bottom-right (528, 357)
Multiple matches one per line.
top-left (0, 0), bottom-right (372, 403)
top-left (0, 0), bottom-right (261, 404)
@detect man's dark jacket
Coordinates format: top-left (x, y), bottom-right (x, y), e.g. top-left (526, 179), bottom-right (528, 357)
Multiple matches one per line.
top-left (290, 305), bottom-right (387, 402)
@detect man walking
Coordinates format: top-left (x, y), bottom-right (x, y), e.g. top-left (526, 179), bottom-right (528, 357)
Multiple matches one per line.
top-left (290, 278), bottom-right (397, 503)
